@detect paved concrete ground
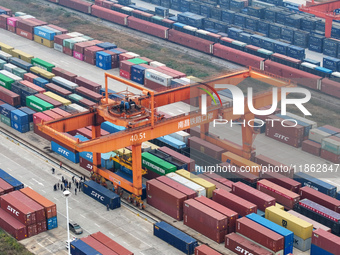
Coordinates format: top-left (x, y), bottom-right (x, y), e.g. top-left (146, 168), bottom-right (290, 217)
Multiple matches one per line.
top-left (0, 124), bottom-right (182, 255)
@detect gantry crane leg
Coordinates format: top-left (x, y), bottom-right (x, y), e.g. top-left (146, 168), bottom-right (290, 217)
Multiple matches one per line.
top-left (241, 112), bottom-right (255, 160)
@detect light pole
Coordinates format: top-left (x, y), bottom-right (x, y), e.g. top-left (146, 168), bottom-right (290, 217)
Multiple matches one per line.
top-left (63, 189), bottom-right (71, 255)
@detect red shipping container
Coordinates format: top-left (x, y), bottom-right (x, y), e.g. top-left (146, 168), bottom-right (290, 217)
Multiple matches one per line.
top-left (225, 233), bottom-right (272, 255)
top-left (195, 196), bottom-right (238, 234)
top-left (212, 189), bottom-right (257, 216)
top-left (0, 178), bottom-right (14, 194)
top-left (0, 23), bottom-right (6, 30)
top-left (199, 175), bottom-right (231, 193)
top-left (104, 50), bottom-right (118, 63)
top-left (202, 172), bottom-right (234, 187)
top-left (47, 24), bottom-right (68, 34)
top-left (119, 69), bottom-right (131, 80)
top-left (86, 126), bottom-right (110, 136)
top-left (265, 126), bottom-right (303, 148)
top-left (75, 127), bottom-right (92, 139)
top-left (10, 191), bottom-right (45, 223)
top-left (82, 236), bottom-right (117, 255)
top-left (24, 73), bottom-right (39, 83)
top-left (236, 217), bottom-right (284, 253)
top-left (33, 112), bottom-right (52, 125)
top-left (74, 40), bottom-right (102, 55)
top-left (91, 5), bottom-right (128, 26)
top-left (52, 67), bottom-right (77, 82)
top-left (261, 171), bottom-right (301, 193)
top-left (75, 77), bottom-right (101, 93)
top-left (120, 60), bottom-right (135, 73)
top-left (16, 28), bottom-right (33, 40)
top-left (219, 162), bottom-right (259, 185)
top-left (84, 45), bottom-right (104, 58)
top-left (312, 228), bottom-right (340, 255)
top-left (143, 168), bottom-right (161, 180)
top-left (37, 220), bottom-right (47, 234)
top-left (43, 110), bottom-right (63, 120)
top-left (321, 78), bottom-right (340, 99)
top-left (231, 182), bottom-right (275, 212)
top-left (194, 245), bottom-right (222, 255)
top-left (17, 19), bottom-right (38, 33)
top-left (300, 186), bottom-right (340, 212)
top-left (54, 34), bottom-right (73, 45)
top-left (320, 149), bottom-right (340, 163)
top-left (27, 223), bottom-right (37, 237)
top-left (63, 47), bottom-right (73, 56)
top-left (146, 179), bottom-right (186, 220)
top-left (0, 208), bottom-right (27, 240)
top-left (75, 86), bottom-right (102, 102)
top-left (144, 78), bottom-right (166, 91)
top-left (34, 124), bottom-right (52, 141)
top-left (119, 53), bottom-right (135, 62)
top-left (79, 98), bottom-right (97, 108)
top-left (51, 108), bottom-right (72, 117)
top-left (169, 29), bottom-right (213, 54)
top-left (0, 193), bottom-right (36, 226)
top-left (0, 187), bottom-right (4, 195)
top-left (91, 231), bottom-right (133, 255)
top-left (184, 199), bottom-right (227, 243)
top-left (19, 80), bottom-right (45, 94)
top-left (322, 125), bottom-right (340, 133)
top-left (257, 179), bottom-right (300, 210)
top-left (84, 55), bottom-right (96, 65)
top-left (7, 25), bottom-right (16, 33)
top-left (139, 57), bottom-right (153, 64)
top-left (20, 187), bottom-right (57, 219)
top-left (158, 146), bottom-right (195, 172)
top-left (156, 176), bottom-right (197, 199)
top-left (157, 66), bottom-right (186, 78)
top-left (255, 154), bottom-right (293, 178)
top-left (188, 137), bottom-right (225, 160)
top-left (127, 17), bottom-right (169, 39)
top-left (59, 0), bottom-right (92, 14)
top-left (0, 86), bottom-right (20, 106)
top-left (34, 93), bottom-right (63, 108)
top-left (44, 83), bottom-right (72, 97)
top-left (0, 6), bottom-right (12, 16)
top-left (80, 157), bottom-right (94, 172)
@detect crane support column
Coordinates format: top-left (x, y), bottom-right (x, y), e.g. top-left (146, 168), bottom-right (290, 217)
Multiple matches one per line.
top-left (241, 112), bottom-right (255, 159)
top-left (132, 144), bottom-right (143, 196)
top-left (92, 125), bottom-right (102, 170)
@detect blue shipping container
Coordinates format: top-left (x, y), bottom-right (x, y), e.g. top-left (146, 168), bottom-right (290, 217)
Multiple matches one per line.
top-left (101, 121), bottom-right (126, 133)
top-left (246, 213), bottom-right (294, 255)
top-left (47, 216), bottom-right (58, 230)
top-left (11, 109), bottom-right (28, 125)
top-left (70, 239), bottom-right (103, 255)
top-left (0, 104), bottom-right (16, 118)
top-left (96, 42), bottom-right (117, 50)
top-left (293, 172), bottom-right (337, 197)
top-left (154, 221), bottom-right (198, 254)
top-left (317, 126), bottom-right (338, 135)
top-left (82, 180), bottom-right (121, 209)
top-left (33, 77), bottom-right (49, 87)
top-left (114, 170), bottom-right (147, 200)
top-left (157, 135), bottom-right (186, 149)
top-left (101, 152), bottom-right (116, 170)
top-left (0, 168), bottom-right (24, 190)
top-left (34, 26), bottom-right (56, 41)
top-left (9, 57), bottom-right (33, 72)
top-left (310, 244), bottom-right (333, 255)
top-left (274, 41), bottom-right (289, 55)
top-left (11, 122), bottom-right (29, 133)
top-left (323, 57), bottom-right (340, 72)
top-left (51, 141), bottom-right (80, 163)
top-left (19, 107), bottom-right (36, 123)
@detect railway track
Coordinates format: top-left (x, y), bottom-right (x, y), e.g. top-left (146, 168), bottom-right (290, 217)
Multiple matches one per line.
top-left (0, 126), bottom-right (159, 225)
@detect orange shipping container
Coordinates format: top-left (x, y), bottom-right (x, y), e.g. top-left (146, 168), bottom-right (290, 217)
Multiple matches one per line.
top-left (20, 187), bottom-right (57, 219)
top-left (221, 152), bottom-right (261, 176)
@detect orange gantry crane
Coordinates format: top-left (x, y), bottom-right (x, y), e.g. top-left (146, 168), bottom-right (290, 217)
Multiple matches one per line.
top-left (299, 0), bottom-right (340, 38)
top-left (37, 69), bottom-right (294, 204)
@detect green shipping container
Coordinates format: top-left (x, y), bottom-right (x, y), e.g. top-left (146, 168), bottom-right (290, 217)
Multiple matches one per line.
top-left (0, 73), bottom-right (15, 90)
top-left (322, 137), bottom-right (340, 155)
top-left (0, 59), bottom-right (6, 69)
top-left (68, 93), bottom-right (84, 102)
top-left (12, 67), bottom-right (27, 79)
top-left (31, 58), bottom-right (55, 72)
top-left (128, 58), bottom-right (148, 65)
top-left (141, 152), bottom-right (176, 175)
top-left (26, 95), bottom-right (54, 112)
top-left (0, 114), bottom-right (11, 126)
top-left (82, 36), bottom-right (93, 41)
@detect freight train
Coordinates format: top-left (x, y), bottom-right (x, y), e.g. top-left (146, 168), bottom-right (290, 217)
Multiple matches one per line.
top-left (44, 0), bottom-right (340, 100)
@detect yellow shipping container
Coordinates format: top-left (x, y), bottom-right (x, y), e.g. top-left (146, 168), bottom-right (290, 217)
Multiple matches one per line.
top-left (34, 35), bottom-right (54, 48)
top-left (11, 49), bottom-right (33, 63)
top-left (114, 148), bottom-right (132, 157)
top-left (221, 152), bottom-right (261, 176)
top-left (143, 141), bottom-right (159, 150)
top-left (186, 76), bottom-right (203, 84)
top-left (176, 169), bottom-right (215, 198)
top-left (0, 42), bottom-right (14, 54)
top-left (30, 67), bottom-right (55, 80)
top-left (275, 203), bottom-right (284, 210)
top-left (43, 91), bottom-right (71, 106)
top-left (265, 206), bottom-right (313, 240)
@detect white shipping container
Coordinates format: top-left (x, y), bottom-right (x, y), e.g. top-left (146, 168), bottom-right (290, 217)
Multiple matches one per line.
top-left (125, 52), bottom-right (140, 58)
top-left (145, 69), bottom-right (172, 86)
top-left (166, 172), bottom-right (206, 197)
top-left (54, 43), bottom-right (63, 53)
top-left (301, 62), bottom-right (317, 69)
top-left (66, 32), bottom-right (84, 37)
top-left (141, 142), bottom-right (151, 152)
top-left (14, 12), bottom-right (26, 16)
top-left (169, 131), bottom-right (190, 144)
top-left (286, 112), bottom-right (317, 129)
top-left (332, 72), bottom-right (340, 78)
top-left (121, 7), bottom-right (134, 11)
top-left (183, 26), bottom-right (197, 32)
top-left (0, 70), bottom-right (22, 83)
top-left (3, 63), bottom-right (18, 73)
top-left (52, 76), bottom-right (78, 90)
top-left (41, 25), bottom-right (62, 35)
top-left (309, 128), bottom-right (331, 144)
top-left (196, 29), bottom-right (210, 35)
top-left (0, 50), bottom-right (12, 61)
top-left (150, 61), bottom-right (166, 68)
top-left (19, 15), bottom-right (35, 19)
top-left (68, 103), bottom-right (88, 113)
